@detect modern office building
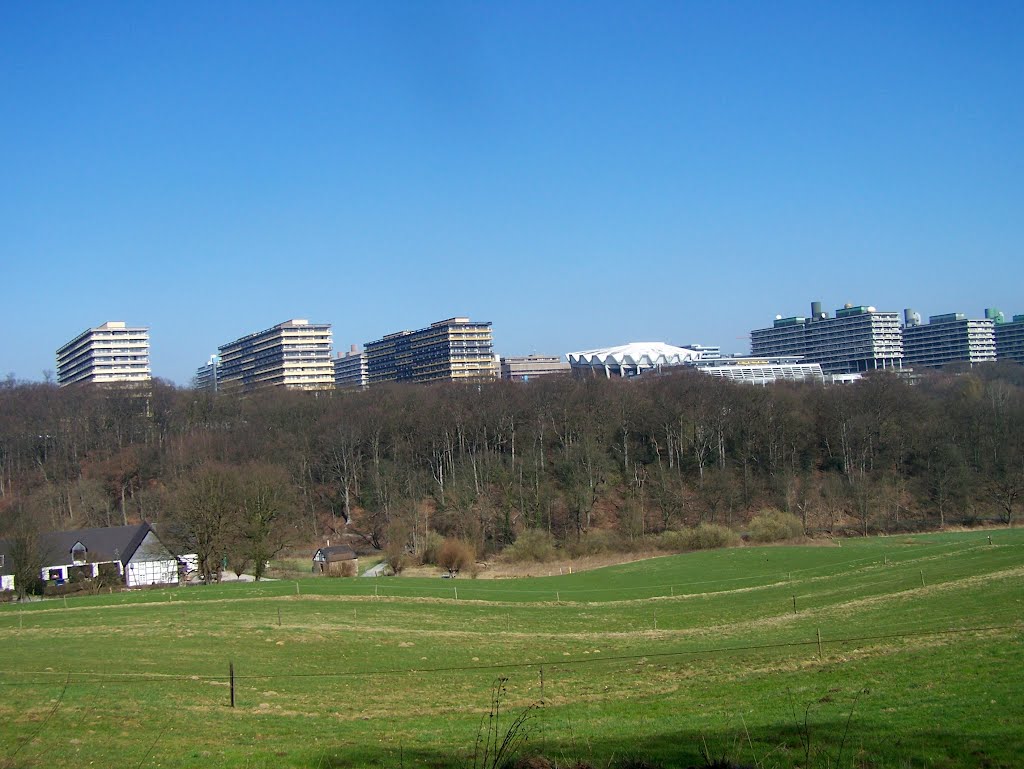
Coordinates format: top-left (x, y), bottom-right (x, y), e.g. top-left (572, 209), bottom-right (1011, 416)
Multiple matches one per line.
top-left (499, 355), bottom-right (570, 381)
top-left (193, 354), bottom-right (221, 392)
top-left (217, 319), bottom-right (334, 391)
top-left (334, 346), bottom-right (369, 389)
top-left (687, 344), bottom-right (722, 360)
top-left (991, 309), bottom-right (1024, 364)
top-left (901, 310), bottom-right (996, 369)
top-left (55, 321), bottom-right (151, 387)
top-left (365, 317), bottom-right (496, 384)
top-left (689, 356), bottom-right (824, 385)
top-left (750, 301), bottom-right (903, 375)
top-left (567, 342), bottom-right (700, 378)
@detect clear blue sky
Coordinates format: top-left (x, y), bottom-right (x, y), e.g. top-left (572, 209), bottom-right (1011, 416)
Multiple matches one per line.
top-left (3, 2), bottom-right (1022, 384)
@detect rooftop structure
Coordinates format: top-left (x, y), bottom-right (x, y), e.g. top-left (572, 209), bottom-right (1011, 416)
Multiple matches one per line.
top-left (567, 342), bottom-right (699, 378)
top-left (55, 321), bottom-right (151, 387)
top-left (334, 346), bottom-right (369, 389)
top-left (751, 301), bottom-right (903, 375)
top-left (365, 317), bottom-right (496, 384)
top-left (217, 319), bottom-right (334, 391)
top-left (901, 310), bottom-right (995, 369)
top-left (500, 355), bottom-right (570, 381)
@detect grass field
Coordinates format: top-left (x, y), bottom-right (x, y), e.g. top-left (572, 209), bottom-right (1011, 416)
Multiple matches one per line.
top-left (1, 530), bottom-right (1021, 768)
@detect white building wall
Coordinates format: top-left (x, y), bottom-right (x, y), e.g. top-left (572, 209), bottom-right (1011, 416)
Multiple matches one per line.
top-left (124, 531), bottom-right (178, 587)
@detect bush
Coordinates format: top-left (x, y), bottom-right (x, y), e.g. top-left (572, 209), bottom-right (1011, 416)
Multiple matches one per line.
top-left (438, 538), bottom-right (475, 576)
top-left (748, 509), bottom-right (804, 543)
top-left (657, 524), bottom-right (740, 552)
top-left (504, 529), bottom-right (557, 562)
top-left (419, 531), bottom-right (445, 566)
top-left (565, 529), bottom-right (628, 558)
top-left (385, 546), bottom-right (407, 575)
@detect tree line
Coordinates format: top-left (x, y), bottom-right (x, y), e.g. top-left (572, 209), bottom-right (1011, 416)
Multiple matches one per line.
top-left (1, 363), bottom-right (1022, 580)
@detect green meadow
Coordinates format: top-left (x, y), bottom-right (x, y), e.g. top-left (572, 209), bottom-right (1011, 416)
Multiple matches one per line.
top-left (1, 530), bottom-right (1022, 768)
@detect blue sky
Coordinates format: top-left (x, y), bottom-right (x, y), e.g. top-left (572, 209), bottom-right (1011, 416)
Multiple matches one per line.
top-left (2, 2), bottom-right (1022, 384)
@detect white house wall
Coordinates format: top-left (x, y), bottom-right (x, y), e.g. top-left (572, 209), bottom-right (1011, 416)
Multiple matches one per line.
top-left (124, 531), bottom-right (178, 587)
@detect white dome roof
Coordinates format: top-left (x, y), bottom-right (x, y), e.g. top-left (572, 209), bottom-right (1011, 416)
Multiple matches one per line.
top-left (566, 342), bottom-right (699, 367)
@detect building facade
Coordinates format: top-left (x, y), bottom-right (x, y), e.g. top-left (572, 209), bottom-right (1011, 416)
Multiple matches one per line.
top-left (334, 346), bottom-right (369, 389)
top-left (193, 354), bottom-right (221, 392)
top-left (56, 321), bottom-right (151, 387)
top-left (217, 319), bottom-right (334, 391)
top-left (499, 355), bottom-right (570, 381)
top-left (993, 311), bottom-right (1024, 364)
top-left (751, 302), bottom-right (903, 375)
top-left (901, 311), bottom-right (996, 369)
top-left (690, 356), bottom-right (824, 385)
top-left (365, 317), bottom-right (496, 384)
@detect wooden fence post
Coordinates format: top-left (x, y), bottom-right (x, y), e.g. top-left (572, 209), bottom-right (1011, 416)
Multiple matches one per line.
top-left (229, 661), bottom-right (235, 708)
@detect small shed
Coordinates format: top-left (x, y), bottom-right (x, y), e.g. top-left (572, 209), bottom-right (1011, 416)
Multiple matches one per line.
top-left (313, 545), bottom-right (359, 577)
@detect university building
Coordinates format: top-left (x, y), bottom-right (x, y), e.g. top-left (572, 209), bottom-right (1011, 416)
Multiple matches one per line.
top-left (901, 310), bottom-right (996, 369)
top-left (365, 317), bottom-right (496, 384)
top-left (217, 319), bottom-right (334, 391)
top-left (991, 309), bottom-right (1024, 365)
top-left (56, 321), bottom-right (151, 387)
top-left (334, 346), bottom-right (369, 389)
top-left (750, 302), bottom-right (903, 375)
top-left (193, 354), bottom-right (221, 392)
top-left (499, 355), bottom-right (570, 381)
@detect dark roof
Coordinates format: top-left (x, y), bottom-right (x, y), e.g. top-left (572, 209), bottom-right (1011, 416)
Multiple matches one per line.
top-left (0, 524), bottom-right (159, 572)
top-left (315, 545), bottom-right (357, 562)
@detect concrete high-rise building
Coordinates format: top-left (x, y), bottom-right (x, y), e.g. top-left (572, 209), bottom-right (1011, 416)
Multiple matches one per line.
top-left (901, 311), bottom-right (996, 369)
top-left (217, 319), bottom-right (333, 391)
top-left (334, 346), bottom-right (369, 389)
top-left (750, 301), bottom-right (903, 375)
top-left (365, 317), bottom-right (496, 384)
top-left (56, 321), bottom-right (151, 387)
top-left (991, 309), bottom-right (1024, 364)
top-left (499, 355), bottom-right (570, 381)
top-left (193, 355), bottom-right (221, 392)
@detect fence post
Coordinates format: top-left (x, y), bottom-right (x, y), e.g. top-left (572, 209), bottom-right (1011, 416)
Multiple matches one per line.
top-left (277, 607), bottom-right (282, 626)
top-left (229, 661), bottom-right (235, 708)
top-left (816, 628), bottom-right (823, 660)
top-left (792, 595), bottom-right (797, 614)
top-left (539, 666), bottom-right (544, 703)
top-left (295, 581), bottom-right (300, 596)
top-left (919, 570), bottom-right (925, 588)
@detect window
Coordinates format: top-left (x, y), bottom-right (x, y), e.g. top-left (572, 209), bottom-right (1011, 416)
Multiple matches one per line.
top-left (71, 542), bottom-right (87, 565)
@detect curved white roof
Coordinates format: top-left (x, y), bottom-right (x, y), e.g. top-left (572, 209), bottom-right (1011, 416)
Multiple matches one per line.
top-left (566, 342), bottom-right (699, 367)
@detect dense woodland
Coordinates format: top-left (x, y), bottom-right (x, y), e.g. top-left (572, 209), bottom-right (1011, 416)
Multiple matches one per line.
top-left (1, 364), bottom-right (1023, 583)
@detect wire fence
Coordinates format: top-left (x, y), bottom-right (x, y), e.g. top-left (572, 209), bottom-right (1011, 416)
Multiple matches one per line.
top-left (0, 623), bottom-right (1018, 689)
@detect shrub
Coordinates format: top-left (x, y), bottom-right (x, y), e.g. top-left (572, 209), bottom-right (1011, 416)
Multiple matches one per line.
top-left (504, 529), bottom-right (557, 562)
top-left (385, 544), bottom-right (407, 575)
top-left (565, 529), bottom-right (628, 557)
top-left (438, 538), bottom-right (475, 576)
top-left (419, 531), bottom-right (445, 566)
top-left (748, 508), bottom-right (804, 543)
top-left (657, 524), bottom-right (740, 551)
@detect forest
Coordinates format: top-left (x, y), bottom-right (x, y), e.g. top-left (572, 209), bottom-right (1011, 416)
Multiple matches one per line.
top-left (1, 363), bottom-right (1022, 585)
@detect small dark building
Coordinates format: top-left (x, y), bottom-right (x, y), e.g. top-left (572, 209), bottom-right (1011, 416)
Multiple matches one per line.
top-left (312, 545), bottom-right (359, 577)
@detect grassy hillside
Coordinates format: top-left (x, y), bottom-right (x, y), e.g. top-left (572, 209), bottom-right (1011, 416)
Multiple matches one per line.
top-left (1, 530), bottom-right (1021, 768)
